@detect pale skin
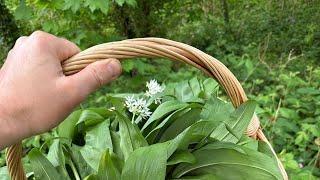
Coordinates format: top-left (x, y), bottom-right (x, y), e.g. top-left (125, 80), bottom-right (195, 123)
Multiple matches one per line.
top-left (0, 31), bottom-right (122, 149)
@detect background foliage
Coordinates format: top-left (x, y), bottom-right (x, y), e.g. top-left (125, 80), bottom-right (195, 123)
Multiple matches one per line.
top-left (0, 0), bottom-right (319, 179)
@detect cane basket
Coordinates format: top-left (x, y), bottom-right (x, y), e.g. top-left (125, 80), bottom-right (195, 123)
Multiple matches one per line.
top-left (6, 38), bottom-right (288, 180)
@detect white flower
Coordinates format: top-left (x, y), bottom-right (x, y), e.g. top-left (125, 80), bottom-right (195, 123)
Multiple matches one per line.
top-left (124, 96), bottom-right (152, 122)
top-left (125, 96), bottom-right (135, 108)
top-left (145, 79), bottom-right (164, 97)
top-left (108, 107), bottom-right (116, 111)
top-left (154, 98), bottom-right (162, 104)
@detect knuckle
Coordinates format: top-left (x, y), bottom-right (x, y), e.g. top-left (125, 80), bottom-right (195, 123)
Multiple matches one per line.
top-left (30, 31), bottom-right (51, 47)
top-left (88, 66), bottom-right (103, 88)
top-left (31, 30), bottom-right (46, 38)
top-left (14, 36), bottom-right (28, 47)
top-left (7, 49), bottom-right (14, 57)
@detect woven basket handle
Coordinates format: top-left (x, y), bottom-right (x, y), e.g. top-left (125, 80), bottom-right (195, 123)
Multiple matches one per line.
top-left (6, 38), bottom-right (287, 180)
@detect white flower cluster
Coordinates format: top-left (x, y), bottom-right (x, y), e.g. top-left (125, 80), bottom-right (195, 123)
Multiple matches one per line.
top-left (125, 96), bottom-right (152, 122)
top-left (145, 80), bottom-right (164, 97)
top-left (145, 79), bottom-right (164, 104)
top-left (124, 80), bottom-right (164, 124)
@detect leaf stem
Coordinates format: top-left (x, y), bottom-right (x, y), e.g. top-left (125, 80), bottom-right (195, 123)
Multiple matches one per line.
top-left (69, 160), bottom-right (80, 180)
top-left (131, 113), bottom-right (136, 123)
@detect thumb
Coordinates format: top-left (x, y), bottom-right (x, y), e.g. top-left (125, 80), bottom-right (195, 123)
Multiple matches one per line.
top-left (65, 59), bottom-right (121, 100)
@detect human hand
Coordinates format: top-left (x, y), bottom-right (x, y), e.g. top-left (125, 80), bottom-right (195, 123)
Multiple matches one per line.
top-left (0, 31), bottom-right (121, 149)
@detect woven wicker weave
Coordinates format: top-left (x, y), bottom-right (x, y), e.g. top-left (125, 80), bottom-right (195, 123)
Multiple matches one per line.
top-left (6, 38), bottom-right (288, 180)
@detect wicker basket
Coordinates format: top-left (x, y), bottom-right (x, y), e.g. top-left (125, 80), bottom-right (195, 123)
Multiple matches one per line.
top-left (6, 38), bottom-right (288, 180)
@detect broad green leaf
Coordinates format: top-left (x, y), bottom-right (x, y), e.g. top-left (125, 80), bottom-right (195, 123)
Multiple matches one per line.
top-left (46, 140), bottom-right (69, 178)
top-left (237, 135), bottom-right (258, 151)
top-left (116, 111), bottom-right (148, 160)
top-left (121, 143), bottom-right (167, 180)
top-left (142, 100), bottom-right (189, 130)
top-left (80, 120), bottom-right (114, 171)
top-left (47, 139), bottom-right (65, 167)
top-left (167, 150), bottom-right (196, 165)
top-left (80, 145), bottom-right (102, 171)
top-left (172, 143), bottom-right (282, 180)
top-left (76, 110), bottom-right (105, 127)
top-left (173, 80), bottom-right (197, 102)
top-left (198, 141), bottom-right (246, 154)
top-left (258, 141), bottom-right (276, 159)
top-left (28, 148), bottom-right (63, 180)
top-left (210, 101), bottom-right (256, 143)
top-left (145, 107), bottom-right (187, 141)
top-left (166, 78), bottom-right (218, 102)
top-left (97, 150), bottom-right (121, 180)
top-left (160, 108), bottom-right (202, 142)
top-left (67, 146), bottom-right (94, 178)
top-left (171, 174), bottom-right (217, 180)
top-left (14, 0), bottom-right (33, 20)
top-left (85, 120), bottom-right (113, 151)
top-left (166, 120), bottom-right (217, 157)
top-left (110, 131), bottom-right (124, 160)
top-left (202, 78), bottom-right (219, 98)
top-left (189, 77), bottom-right (202, 97)
top-left (58, 110), bottom-right (82, 139)
top-left (200, 97), bottom-right (233, 125)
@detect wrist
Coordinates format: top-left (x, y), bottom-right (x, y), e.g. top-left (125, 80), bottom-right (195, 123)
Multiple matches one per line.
top-left (0, 98), bottom-right (25, 149)
top-left (0, 112), bottom-right (15, 149)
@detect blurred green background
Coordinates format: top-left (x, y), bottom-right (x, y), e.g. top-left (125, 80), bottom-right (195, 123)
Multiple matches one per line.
top-left (0, 0), bottom-right (320, 179)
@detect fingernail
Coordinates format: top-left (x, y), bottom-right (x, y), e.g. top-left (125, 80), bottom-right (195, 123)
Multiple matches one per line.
top-left (107, 59), bottom-right (122, 78)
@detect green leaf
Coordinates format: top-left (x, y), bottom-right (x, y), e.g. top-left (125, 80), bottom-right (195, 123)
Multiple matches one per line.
top-left (83, 174), bottom-right (97, 180)
top-left (166, 120), bottom-right (217, 156)
top-left (142, 100), bottom-right (189, 130)
top-left (115, 0), bottom-right (125, 6)
top-left (76, 109), bottom-right (105, 127)
top-left (121, 143), bottom-right (167, 180)
top-left (47, 139), bottom-right (65, 167)
top-left (188, 77), bottom-right (202, 97)
top-left (85, 119), bottom-right (113, 151)
top-left (166, 78), bottom-right (218, 102)
top-left (145, 107), bottom-right (187, 141)
top-left (110, 131), bottom-right (124, 160)
top-left (0, 167), bottom-right (9, 180)
top-left (116, 111), bottom-right (148, 160)
top-left (167, 151), bottom-right (196, 165)
top-left (80, 145), bottom-right (102, 171)
top-left (58, 110), bottom-right (82, 139)
top-left (125, 0), bottom-right (137, 7)
top-left (80, 119), bottom-right (113, 171)
top-left (84, 0), bottom-right (109, 14)
top-left (172, 143), bottom-right (282, 180)
top-left (202, 78), bottom-right (219, 98)
top-left (97, 150), bottom-right (121, 180)
top-left (210, 101), bottom-right (256, 143)
top-left (46, 140), bottom-right (70, 178)
top-left (171, 174), bottom-right (217, 180)
top-left (28, 148), bottom-right (63, 180)
top-left (67, 146), bottom-right (94, 178)
top-left (14, 0), bottom-right (33, 20)
top-left (200, 97), bottom-right (234, 125)
top-left (159, 108), bottom-right (202, 142)
top-left (63, 0), bottom-right (81, 12)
